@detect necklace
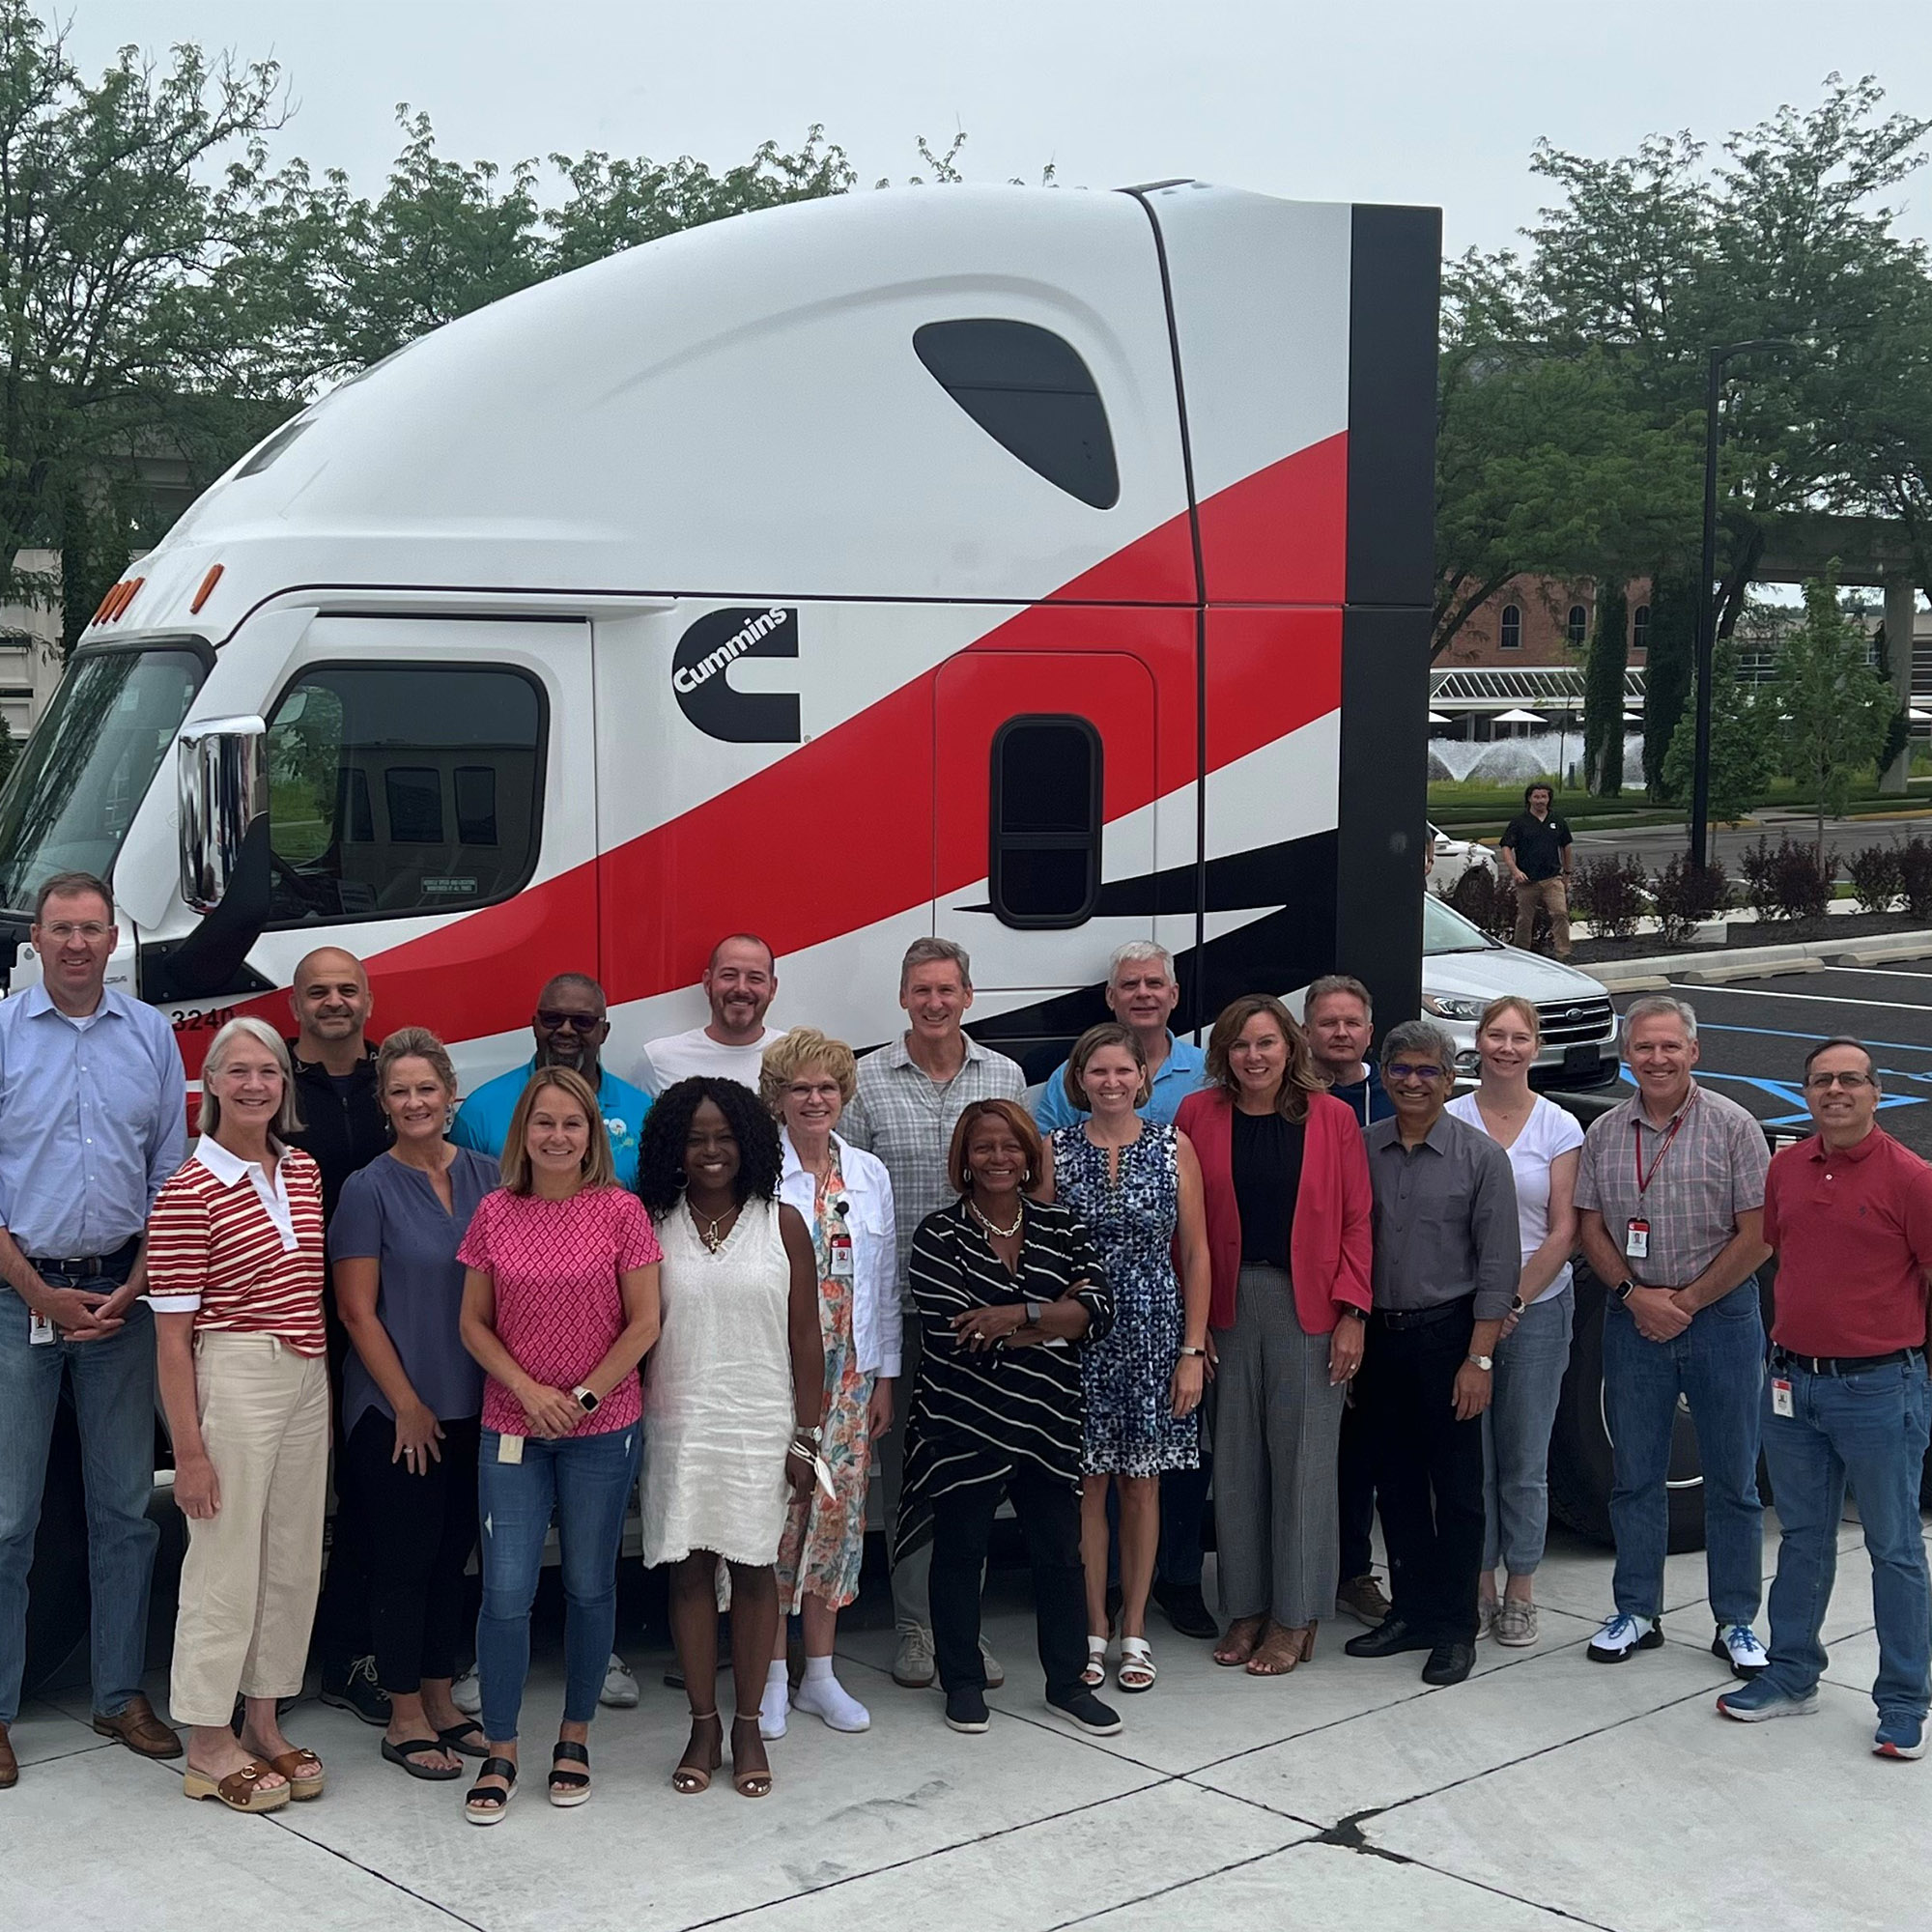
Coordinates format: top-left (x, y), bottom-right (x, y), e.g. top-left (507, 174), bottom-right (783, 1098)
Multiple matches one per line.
top-left (970, 1199), bottom-right (1024, 1240)
top-left (692, 1202), bottom-right (741, 1253)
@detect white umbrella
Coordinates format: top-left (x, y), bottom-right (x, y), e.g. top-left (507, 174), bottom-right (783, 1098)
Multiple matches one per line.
top-left (1493, 707), bottom-right (1546, 724)
top-left (1622, 710), bottom-right (1643, 723)
top-left (1427, 710), bottom-right (1450, 724)
top-left (1911, 708), bottom-right (1932, 724)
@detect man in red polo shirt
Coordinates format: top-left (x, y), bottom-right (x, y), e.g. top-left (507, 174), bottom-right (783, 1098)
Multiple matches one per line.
top-left (1717, 1037), bottom-right (1932, 1759)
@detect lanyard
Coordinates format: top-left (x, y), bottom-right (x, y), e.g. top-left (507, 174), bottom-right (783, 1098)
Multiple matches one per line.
top-left (1633, 1097), bottom-right (1693, 1198)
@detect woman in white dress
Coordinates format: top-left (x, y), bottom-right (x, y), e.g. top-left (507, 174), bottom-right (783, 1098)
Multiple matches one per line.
top-left (635, 1078), bottom-right (822, 1799)
top-left (1445, 997), bottom-right (1584, 1649)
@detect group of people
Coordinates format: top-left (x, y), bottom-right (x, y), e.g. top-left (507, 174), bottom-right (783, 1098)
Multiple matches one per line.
top-left (0, 871), bottom-right (1926, 1825)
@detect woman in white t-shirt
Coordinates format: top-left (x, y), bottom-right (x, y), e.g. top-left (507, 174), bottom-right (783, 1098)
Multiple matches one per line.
top-left (1446, 997), bottom-right (1583, 1650)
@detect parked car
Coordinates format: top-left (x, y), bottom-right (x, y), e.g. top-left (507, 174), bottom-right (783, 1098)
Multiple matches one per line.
top-left (1417, 891), bottom-right (1621, 1090)
top-left (1426, 820), bottom-right (1498, 895)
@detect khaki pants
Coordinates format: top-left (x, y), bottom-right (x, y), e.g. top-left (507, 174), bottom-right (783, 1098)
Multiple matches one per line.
top-left (169, 1333), bottom-right (330, 1727)
top-left (1513, 876), bottom-right (1572, 956)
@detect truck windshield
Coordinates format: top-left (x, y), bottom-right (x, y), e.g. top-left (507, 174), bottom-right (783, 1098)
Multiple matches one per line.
top-left (0, 647), bottom-right (205, 913)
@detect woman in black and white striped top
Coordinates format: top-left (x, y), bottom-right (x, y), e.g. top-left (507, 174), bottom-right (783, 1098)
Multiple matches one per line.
top-left (895, 1099), bottom-right (1117, 1739)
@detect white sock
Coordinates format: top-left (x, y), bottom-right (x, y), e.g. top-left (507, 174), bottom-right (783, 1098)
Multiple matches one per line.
top-left (758, 1660), bottom-right (789, 1740)
top-left (794, 1662), bottom-right (870, 1732)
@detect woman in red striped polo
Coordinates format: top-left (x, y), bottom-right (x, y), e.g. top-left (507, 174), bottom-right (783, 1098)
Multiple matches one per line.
top-left (151, 1017), bottom-right (331, 1815)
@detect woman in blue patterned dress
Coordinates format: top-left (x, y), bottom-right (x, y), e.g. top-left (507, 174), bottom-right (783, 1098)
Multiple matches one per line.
top-left (1044, 1024), bottom-right (1210, 1693)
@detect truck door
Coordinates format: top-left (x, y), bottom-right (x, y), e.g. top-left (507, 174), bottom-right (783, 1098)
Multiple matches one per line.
top-left (933, 641), bottom-right (1170, 1078)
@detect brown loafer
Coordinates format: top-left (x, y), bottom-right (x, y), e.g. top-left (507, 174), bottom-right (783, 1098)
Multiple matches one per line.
top-left (0, 1720), bottom-right (17, 1788)
top-left (93, 1691), bottom-right (184, 1760)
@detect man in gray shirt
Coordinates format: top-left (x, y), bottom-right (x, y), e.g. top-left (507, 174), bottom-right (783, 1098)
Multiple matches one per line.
top-left (1345, 1020), bottom-right (1519, 1687)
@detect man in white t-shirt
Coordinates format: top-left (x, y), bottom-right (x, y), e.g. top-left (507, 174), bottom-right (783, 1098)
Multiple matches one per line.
top-left (639, 933), bottom-right (787, 1092)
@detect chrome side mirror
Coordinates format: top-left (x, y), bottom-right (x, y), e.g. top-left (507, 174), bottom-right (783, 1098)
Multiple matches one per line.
top-left (179, 716), bottom-right (267, 915)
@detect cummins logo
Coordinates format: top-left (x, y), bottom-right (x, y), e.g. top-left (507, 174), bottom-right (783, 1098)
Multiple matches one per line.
top-left (672, 605), bottom-right (800, 743)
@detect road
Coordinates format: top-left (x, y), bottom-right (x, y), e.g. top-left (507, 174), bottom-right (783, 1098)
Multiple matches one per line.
top-left (1603, 961), bottom-right (1932, 1155)
top-left (1570, 806), bottom-right (1932, 872)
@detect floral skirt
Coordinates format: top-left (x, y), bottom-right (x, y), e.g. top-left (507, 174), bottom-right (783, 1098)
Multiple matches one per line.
top-left (775, 1271), bottom-right (874, 1611)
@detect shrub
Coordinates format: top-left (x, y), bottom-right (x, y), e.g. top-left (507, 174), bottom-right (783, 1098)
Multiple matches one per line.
top-left (1898, 834), bottom-right (1932, 922)
top-left (1846, 843), bottom-right (1903, 915)
top-left (1739, 835), bottom-right (1836, 924)
top-left (1652, 855), bottom-right (1730, 946)
top-left (1572, 853), bottom-right (1648, 942)
top-left (1448, 867), bottom-right (1518, 943)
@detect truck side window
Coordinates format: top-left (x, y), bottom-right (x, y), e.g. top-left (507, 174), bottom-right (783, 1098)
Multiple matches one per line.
top-left (913, 320), bottom-right (1121, 510)
top-left (264, 665), bottom-right (544, 925)
top-left (990, 715), bottom-right (1102, 928)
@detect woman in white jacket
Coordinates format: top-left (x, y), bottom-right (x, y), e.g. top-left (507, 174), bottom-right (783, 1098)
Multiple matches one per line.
top-left (755, 1029), bottom-right (899, 1736)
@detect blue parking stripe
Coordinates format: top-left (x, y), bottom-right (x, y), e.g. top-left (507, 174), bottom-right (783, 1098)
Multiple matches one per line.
top-left (1683, 1020), bottom-right (1932, 1056)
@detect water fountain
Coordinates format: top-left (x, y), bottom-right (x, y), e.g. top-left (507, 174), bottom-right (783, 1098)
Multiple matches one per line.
top-left (1429, 728), bottom-right (1647, 788)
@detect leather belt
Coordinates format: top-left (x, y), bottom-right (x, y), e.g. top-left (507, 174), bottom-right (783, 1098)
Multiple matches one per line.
top-left (1369, 1294), bottom-right (1476, 1331)
top-left (28, 1236), bottom-right (140, 1277)
top-left (1772, 1345), bottom-right (1923, 1378)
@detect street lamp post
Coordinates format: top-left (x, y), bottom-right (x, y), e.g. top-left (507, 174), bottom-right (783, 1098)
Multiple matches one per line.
top-left (1690, 339), bottom-right (1799, 869)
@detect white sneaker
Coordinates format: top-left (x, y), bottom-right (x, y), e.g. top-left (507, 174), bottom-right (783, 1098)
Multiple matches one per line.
top-left (793, 1668), bottom-right (871, 1732)
top-left (893, 1623), bottom-right (935, 1689)
top-left (1713, 1623), bottom-right (1769, 1679)
top-left (1586, 1612), bottom-right (1662, 1663)
top-left (450, 1667), bottom-right (482, 1717)
top-left (600, 1653), bottom-right (639, 1709)
top-left (758, 1663), bottom-right (790, 1740)
top-left (980, 1636), bottom-right (1005, 1690)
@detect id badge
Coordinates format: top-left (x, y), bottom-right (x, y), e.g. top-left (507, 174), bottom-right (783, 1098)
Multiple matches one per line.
top-left (829, 1233), bottom-right (854, 1279)
top-left (1625, 1218), bottom-right (1650, 1261)
top-left (1771, 1378), bottom-right (1794, 1419)
top-left (497, 1433), bottom-right (525, 1464)
top-left (28, 1310), bottom-right (56, 1346)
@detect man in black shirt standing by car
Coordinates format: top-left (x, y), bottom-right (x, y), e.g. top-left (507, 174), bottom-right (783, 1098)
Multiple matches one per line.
top-left (284, 947), bottom-right (393, 1725)
top-left (1499, 782), bottom-right (1574, 959)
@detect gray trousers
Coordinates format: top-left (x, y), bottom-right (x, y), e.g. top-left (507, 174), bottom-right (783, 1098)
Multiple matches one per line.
top-left (879, 1314), bottom-right (930, 1628)
top-left (1211, 1264), bottom-right (1346, 1629)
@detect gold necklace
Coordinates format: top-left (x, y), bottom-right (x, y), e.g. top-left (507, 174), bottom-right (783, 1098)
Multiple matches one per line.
top-left (970, 1199), bottom-right (1024, 1240)
top-left (693, 1203), bottom-right (741, 1253)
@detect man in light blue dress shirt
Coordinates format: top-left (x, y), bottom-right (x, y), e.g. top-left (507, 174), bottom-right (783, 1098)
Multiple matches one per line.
top-left (0, 872), bottom-right (187, 1784)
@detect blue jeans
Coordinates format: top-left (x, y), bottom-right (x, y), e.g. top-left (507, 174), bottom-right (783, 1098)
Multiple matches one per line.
top-left (1483, 1285), bottom-right (1574, 1576)
top-left (1760, 1355), bottom-right (1932, 1721)
top-left (0, 1281), bottom-right (158, 1725)
top-left (1603, 1277), bottom-right (1764, 1625)
top-left (475, 1426), bottom-right (639, 1742)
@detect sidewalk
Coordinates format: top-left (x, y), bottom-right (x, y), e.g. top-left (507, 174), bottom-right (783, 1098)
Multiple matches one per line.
top-left (7, 1512), bottom-right (1919, 1931)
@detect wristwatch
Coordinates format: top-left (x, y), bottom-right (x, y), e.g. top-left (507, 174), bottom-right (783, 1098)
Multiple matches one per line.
top-left (1024, 1297), bottom-right (1046, 1325)
top-left (1508, 1293), bottom-right (1527, 1316)
top-left (1615, 1278), bottom-right (1638, 1304)
top-left (1466, 1353), bottom-right (1494, 1372)
top-left (571, 1384), bottom-right (599, 1414)
top-left (1342, 1305), bottom-right (1368, 1322)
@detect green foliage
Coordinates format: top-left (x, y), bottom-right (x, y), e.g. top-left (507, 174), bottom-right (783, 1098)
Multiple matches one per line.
top-left (1582, 584), bottom-right (1627, 795)
top-left (1662, 639), bottom-right (1776, 822)
top-left (1642, 571), bottom-right (1698, 798)
top-left (1773, 574), bottom-right (1897, 848)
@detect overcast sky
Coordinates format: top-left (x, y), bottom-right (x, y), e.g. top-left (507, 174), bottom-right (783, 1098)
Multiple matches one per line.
top-left (68, 1), bottom-right (1932, 256)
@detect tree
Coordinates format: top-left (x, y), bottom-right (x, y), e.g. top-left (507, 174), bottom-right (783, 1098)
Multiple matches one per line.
top-left (1642, 570), bottom-right (1698, 797)
top-left (1662, 638), bottom-right (1776, 822)
top-left (1773, 573), bottom-right (1897, 851)
top-left (1582, 584), bottom-right (1628, 794)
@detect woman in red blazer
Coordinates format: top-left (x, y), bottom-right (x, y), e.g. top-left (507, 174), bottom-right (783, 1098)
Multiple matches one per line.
top-left (1174, 995), bottom-right (1373, 1676)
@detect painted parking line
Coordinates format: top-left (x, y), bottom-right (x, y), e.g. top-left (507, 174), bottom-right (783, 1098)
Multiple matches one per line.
top-left (1691, 1019), bottom-right (1932, 1054)
top-left (1813, 965), bottom-right (1932, 980)
top-left (1663, 981), bottom-right (1932, 1013)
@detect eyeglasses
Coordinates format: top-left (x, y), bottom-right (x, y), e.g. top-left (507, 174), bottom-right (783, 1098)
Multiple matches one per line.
top-left (1804, 1070), bottom-right (1873, 1091)
top-left (1385, 1063), bottom-right (1446, 1085)
top-left (535, 1009), bottom-right (603, 1033)
top-left (40, 922), bottom-right (111, 943)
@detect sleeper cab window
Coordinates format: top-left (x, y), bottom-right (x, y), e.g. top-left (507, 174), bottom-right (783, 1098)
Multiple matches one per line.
top-left (990, 715), bottom-right (1102, 928)
top-left (914, 319), bottom-right (1120, 509)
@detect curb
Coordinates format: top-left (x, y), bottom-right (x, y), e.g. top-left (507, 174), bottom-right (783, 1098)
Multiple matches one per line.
top-left (1589, 928), bottom-right (1932, 993)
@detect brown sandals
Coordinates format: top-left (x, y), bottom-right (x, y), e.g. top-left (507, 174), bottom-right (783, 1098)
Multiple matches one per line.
top-left (730, 1713), bottom-right (772, 1798)
top-left (256, 1746), bottom-right (325, 1799)
top-left (183, 1759), bottom-right (291, 1812)
top-left (1246, 1622), bottom-right (1318, 1677)
top-left (672, 1712), bottom-right (723, 1794)
top-left (1213, 1614), bottom-right (1266, 1667)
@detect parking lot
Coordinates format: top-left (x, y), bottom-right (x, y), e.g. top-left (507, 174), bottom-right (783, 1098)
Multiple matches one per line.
top-left (1608, 961), bottom-right (1932, 1155)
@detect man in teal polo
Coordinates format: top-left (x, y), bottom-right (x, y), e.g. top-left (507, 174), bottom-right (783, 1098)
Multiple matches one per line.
top-left (452, 973), bottom-right (652, 1187)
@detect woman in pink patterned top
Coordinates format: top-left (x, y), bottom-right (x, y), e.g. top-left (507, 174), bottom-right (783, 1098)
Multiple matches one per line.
top-left (455, 1067), bottom-right (661, 1824)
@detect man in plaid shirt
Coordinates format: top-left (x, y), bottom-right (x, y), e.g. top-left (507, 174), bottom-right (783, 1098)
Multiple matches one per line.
top-left (1573, 995), bottom-right (1772, 1678)
top-left (840, 937), bottom-right (1024, 1693)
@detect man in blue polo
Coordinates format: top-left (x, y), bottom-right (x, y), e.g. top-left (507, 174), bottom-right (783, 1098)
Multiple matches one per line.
top-left (452, 972), bottom-right (652, 1187)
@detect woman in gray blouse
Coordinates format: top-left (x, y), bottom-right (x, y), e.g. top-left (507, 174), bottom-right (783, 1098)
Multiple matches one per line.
top-left (333, 1028), bottom-right (499, 1779)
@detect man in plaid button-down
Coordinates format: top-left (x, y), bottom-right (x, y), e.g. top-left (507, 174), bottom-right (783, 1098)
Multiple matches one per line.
top-left (840, 938), bottom-right (1023, 1691)
top-left (1574, 995), bottom-right (1772, 1677)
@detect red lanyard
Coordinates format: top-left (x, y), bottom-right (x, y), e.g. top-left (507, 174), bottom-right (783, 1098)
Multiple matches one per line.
top-left (1633, 1097), bottom-right (1693, 1198)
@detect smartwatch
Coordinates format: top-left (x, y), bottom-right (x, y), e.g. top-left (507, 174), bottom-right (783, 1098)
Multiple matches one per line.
top-left (1508, 1293), bottom-right (1526, 1317)
top-left (1024, 1297), bottom-right (1046, 1326)
top-left (1615, 1278), bottom-right (1638, 1304)
top-left (572, 1384), bottom-right (600, 1415)
top-left (1342, 1305), bottom-right (1369, 1322)
top-left (1466, 1353), bottom-right (1494, 1373)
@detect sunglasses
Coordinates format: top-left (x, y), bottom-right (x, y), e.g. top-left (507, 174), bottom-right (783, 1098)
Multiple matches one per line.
top-left (1385, 1063), bottom-right (1446, 1084)
top-left (535, 1009), bottom-right (604, 1033)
